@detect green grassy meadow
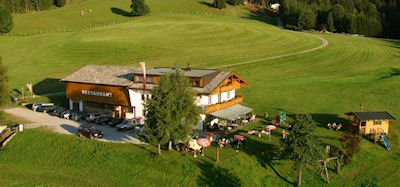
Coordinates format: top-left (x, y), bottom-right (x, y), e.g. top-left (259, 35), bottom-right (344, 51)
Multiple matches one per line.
top-left (1, 0), bottom-right (400, 186)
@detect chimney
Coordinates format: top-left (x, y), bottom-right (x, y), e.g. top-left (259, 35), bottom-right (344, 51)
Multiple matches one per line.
top-left (360, 103), bottom-right (363, 112)
top-left (200, 63), bottom-right (204, 69)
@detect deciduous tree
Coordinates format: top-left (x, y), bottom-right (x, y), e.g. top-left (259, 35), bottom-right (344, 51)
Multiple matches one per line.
top-left (281, 115), bottom-right (324, 186)
top-left (130, 0), bottom-right (150, 16)
top-left (0, 57), bottom-right (8, 106)
top-left (213, 0), bottom-right (227, 9)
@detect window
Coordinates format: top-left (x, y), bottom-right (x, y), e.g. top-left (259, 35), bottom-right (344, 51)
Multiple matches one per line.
top-left (128, 107), bottom-right (134, 113)
top-left (146, 76), bottom-right (153, 83)
top-left (374, 120), bottom-right (382, 125)
top-left (227, 91), bottom-right (230, 100)
top-left (141, 94), bottom-right (145, 101)
top-left (194, 79), bottom-right (200, 87)
top-left (137, 76), bottom-right (143, 82)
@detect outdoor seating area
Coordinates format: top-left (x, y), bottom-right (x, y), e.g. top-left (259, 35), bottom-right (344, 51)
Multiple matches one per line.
top-left (327, 122), bottom-right (342, 131)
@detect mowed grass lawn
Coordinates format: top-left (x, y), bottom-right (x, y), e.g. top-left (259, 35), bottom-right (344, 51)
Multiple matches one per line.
top-left (0, 0), bottom-right (320, 94)
top-left (1, 0), bottom-right (400, 186)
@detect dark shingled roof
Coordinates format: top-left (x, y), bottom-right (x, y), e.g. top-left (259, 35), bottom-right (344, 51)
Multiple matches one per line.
top-left (353, 111), bottom-right (395, 121)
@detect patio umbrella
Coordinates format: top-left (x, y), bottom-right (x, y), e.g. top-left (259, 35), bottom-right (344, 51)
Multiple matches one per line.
top-left (265, 125), bottom-right (277, 130)
top-left (197, 138), bottom-right (211, 147)
top-left (234, 135), bottom-right (246, 141)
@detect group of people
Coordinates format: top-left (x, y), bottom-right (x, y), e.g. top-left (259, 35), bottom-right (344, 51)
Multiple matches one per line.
top-left (327, 122), bottom-right (342, 131)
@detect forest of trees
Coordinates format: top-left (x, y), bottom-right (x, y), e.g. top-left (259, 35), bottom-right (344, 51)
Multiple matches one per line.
top-left (0, 0), bottom-right (66, 13)
top-left (280, 0), bottom-right (400, 38)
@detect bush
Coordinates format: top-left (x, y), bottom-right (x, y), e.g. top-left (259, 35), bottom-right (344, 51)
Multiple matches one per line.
top-left (226, 0), bottom-right (243, 6)
top-left (213, 0), bottom-right (226, 9)
top-left (54, 0), bottom-right (66, 7)
top-left (0, 8), bottom-right (12, 34)
top-left (130, 0), bottom-right (150, 16)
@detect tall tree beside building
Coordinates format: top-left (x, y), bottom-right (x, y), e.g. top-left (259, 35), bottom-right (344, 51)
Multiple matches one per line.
top-left (0, 8), bottom-right (12, 34)
top-left (140, 71), bottom-right (200, 155)
top-left (281, 115), bottom-right (324, 186)
top-left (130, 0), bottom-right (150, 16)
top-left (0, 57), bottom-right (8, 106)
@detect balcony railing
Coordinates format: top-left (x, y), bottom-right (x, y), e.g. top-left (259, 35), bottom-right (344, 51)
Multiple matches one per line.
top-left (205, 96), bottom-right (243, 114)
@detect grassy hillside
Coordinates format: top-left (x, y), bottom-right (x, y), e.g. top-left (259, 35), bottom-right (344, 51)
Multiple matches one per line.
top-left (0, 0), bottom-right (400, 186)
top-left (0, 0), bottom-right (320, 94)
top-left (10, 0), bottom-right (271, 34)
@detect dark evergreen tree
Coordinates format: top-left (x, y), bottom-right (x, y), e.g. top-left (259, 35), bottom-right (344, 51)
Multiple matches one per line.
top-left (54, 0), bottom-right (66, 7)
top-left (226, 0), bottom-right (244, 6)
top-left (0, 8), bottom-right (12, 34)
top-left (130, 0), bottom-right (150, 16)
top-left (213, 0), bottom-right (227, 9)
top-left (297, 8), bottom-right (316, 30)
top-left (140, 71), bottom-right (200, 155)
top-left (327, 12), bottom-right (334, 32)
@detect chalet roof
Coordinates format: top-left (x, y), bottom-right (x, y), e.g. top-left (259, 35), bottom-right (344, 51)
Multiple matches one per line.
top-left (352, 111), bottom-right (395, 121)
top-left (62, 65), bottom-right (243, 94)
top-left (61, 65), bottom-right (138, 86)
top-left (130, 71), bottom-right (232, 94)
top-left (133, 67), bottom-right (219, 78)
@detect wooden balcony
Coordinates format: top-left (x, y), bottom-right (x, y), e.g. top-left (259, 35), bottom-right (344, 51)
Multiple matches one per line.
top-left (205, 96), bottom-right (243, 114)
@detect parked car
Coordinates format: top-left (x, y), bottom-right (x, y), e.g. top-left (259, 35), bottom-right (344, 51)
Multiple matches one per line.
top-left (107, 118), bottom-right (123, 127)
top-left (116, 119), bottom-right (138, 131)
top-left (95, 116), bottom-right (112, 125)
top-left (60, 110), bottom-right (76, 119)
top-left (86, 113), bottom-right (102, 123)
top-left (49, 107), bottom-right (65, 117)
top-left (134, 124), bottom-right (144, 133)
top-left (77, 124), bottom-right (103, 139)
top-left (36, 105), bottom-right (58, 113)
top-left (71, 112), bottom-right (86, 122)
top-left (59, 110), bottom-right (71, 118)
top-left (32, 103), bottom-right (54, 111)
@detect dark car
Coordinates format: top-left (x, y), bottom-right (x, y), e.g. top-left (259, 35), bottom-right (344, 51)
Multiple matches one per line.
top-left (107, 118), bottom-right (123, 127)
top-left (78, 124), bottom-right (103, 139)
top-left (71, 112), bottom-right (86, 122)
top-left (49, 108), bottom-right (65, 117)
top-left (36, 105), bottom-right (58, 113)
top-left (59, 110), bottom-right (76, 119)
top-left (95, 116), bottom-right (112, 125)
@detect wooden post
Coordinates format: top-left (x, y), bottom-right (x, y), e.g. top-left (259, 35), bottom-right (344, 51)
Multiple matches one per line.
top-left (324, 161), bottom-right (329, 183)
top-left (158, 144), bottom-right (162, 156)
top-left (216, 147), bottom-right (220, 163)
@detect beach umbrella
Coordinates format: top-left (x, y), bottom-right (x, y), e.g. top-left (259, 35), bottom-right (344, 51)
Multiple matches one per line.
top-left (197, 138), bottom-right (211, 147)
top-left (265, 125), bottom-right (277, 130)
top-left (234, 135), bottom-right (246, 141)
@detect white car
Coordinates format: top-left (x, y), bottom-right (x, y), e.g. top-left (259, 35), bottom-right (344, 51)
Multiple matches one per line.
top-left (116, 119), bottom-right (137, 131)
top-left (32, 103), bottom-right (54, 111)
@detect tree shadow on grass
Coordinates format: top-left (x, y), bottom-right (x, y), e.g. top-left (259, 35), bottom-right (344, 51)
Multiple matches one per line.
top-left (232, 129), bottom-right (296, 185)
top-left (381, 68), bottom-right (400, 79)
top-left (111, 7), bottom-right (133, 17)
top-left (198, 1), bottom-right (214, 8)
top-left (243, 8), bottom-right (277, 26)
top-left (33, 78), bottom-right (64, 95)
top-left (195, 160), bottom-right (241, 186)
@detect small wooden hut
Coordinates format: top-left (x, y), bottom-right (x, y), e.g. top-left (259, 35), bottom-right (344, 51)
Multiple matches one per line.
top-left (345, 111), bottom-right (395, 135)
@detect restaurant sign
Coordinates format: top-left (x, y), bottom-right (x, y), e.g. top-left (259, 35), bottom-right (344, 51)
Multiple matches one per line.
top-left (81, 90), bottom-right (112, 97)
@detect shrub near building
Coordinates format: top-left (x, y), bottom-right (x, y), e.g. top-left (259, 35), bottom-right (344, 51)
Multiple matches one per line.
top-left (0, 8), bottom-right (12, 34)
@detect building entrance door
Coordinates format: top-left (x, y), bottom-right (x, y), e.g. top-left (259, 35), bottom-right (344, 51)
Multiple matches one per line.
top-left (121, 107), bottom-right (127, 119)
top-left (72, 102), bottom-right (79, 111)
top-left (114, 106), bottom-right (121, 118)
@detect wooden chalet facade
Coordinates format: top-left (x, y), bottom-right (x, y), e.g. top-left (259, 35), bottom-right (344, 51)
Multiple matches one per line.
top-left (346, 111), bottom-right (396, 135)
top-left (62, 65), bottom-right (252, 129)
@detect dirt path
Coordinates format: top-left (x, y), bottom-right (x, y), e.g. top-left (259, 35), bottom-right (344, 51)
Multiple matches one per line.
top-left (212, 27), bottom-right (329, 69)
top-left (3, 107), bottom-right (142, 144)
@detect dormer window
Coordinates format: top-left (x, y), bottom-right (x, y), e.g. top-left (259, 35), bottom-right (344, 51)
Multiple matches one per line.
top-left (137, 76), bottom-right (143, 82)
top-left (194, 79), bottom-right (200, 87)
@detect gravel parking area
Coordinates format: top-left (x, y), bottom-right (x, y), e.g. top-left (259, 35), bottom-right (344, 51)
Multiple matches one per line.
top-left (4, 107), bottom-right (142, 144)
